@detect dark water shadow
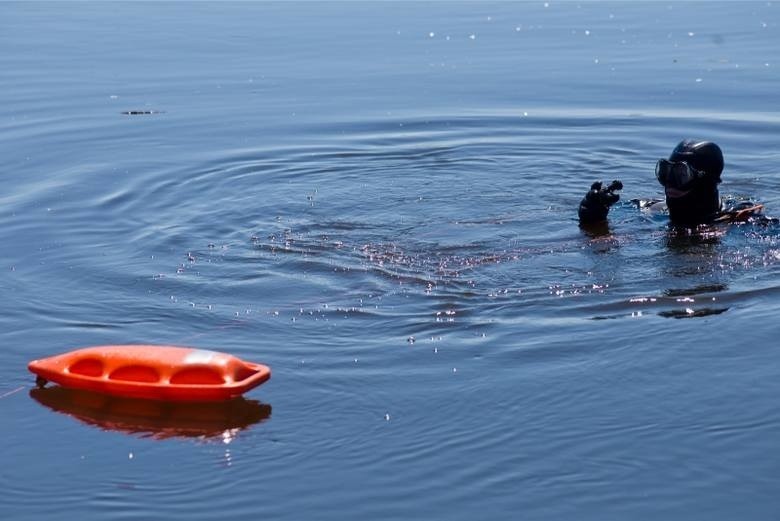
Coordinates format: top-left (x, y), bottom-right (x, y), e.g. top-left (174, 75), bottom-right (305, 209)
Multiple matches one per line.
top-left (657, 282), bottom-right (730, 319)
top-left (579, 221), bottom-right (623, 256)
top-left (658, 307), bottom-right (729, 319)
top-left (663, 283), bottom-right (728, 297)
top-left (665, 224), bottom-right (726, 250)
top-left (30, 386), bottom-right (271, 441)
top-left (579, 221), bottom-right (612, 239)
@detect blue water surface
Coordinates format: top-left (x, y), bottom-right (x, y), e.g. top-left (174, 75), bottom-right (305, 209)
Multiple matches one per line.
top-left (2, 2), bottom-right (780, 520)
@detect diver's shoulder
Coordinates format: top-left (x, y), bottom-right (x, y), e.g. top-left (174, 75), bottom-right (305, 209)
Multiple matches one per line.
top-left (716, 198), bottom-right (777, 224)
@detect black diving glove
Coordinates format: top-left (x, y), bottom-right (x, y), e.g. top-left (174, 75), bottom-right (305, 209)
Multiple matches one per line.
top-left (578, 180), bottom-right (623, 224)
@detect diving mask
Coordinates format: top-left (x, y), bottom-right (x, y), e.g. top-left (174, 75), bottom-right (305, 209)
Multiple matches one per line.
top-left (655, 159), bottom-right (707, 190)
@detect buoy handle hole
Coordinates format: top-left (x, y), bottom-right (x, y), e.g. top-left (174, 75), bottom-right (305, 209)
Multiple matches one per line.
top-left (170, 367), bottom-right (225, 385)
top-left (68, 358), bottom-right (104, 377)
top-left (108, 365), bottom-right (160, 383)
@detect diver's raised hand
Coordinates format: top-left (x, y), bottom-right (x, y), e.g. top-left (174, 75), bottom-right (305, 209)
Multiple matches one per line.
top-left (578, 180), bottom-right (623, 224)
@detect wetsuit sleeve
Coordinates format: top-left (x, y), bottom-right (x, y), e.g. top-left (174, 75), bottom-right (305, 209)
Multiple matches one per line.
top-left (578, 180), bottom-right (623, 224)
top-left (717, 199), bottom-right (778, 224)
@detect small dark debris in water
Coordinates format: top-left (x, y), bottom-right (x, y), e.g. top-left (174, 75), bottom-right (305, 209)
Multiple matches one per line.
top-left (121, 110), bottom-right (164, 115)
top-left (664, 284), bottom-right (727, 297)
top-left (658, 307), bottom-right (729, 319)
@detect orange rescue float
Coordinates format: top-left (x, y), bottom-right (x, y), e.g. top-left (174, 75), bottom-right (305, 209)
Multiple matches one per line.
top-left (28, 345), bottom-right (271, 402)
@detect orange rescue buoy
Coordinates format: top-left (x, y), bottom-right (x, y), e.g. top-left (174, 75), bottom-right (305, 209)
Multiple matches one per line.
top-left (28, 345), bottom-right (271, 402)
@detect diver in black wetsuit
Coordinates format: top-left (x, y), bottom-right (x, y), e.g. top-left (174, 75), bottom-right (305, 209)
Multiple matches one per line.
top-left (578, 139), bottom-right (770, 227)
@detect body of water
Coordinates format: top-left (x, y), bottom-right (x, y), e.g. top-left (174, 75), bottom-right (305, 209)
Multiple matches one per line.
top-left (2, 2), bottom-right (780, 520)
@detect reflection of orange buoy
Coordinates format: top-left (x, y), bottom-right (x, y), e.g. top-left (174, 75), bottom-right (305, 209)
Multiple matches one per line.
top-left (30, 386), bottom-right (271, 440)
top-left (28, 345), bottom-right (271, 402)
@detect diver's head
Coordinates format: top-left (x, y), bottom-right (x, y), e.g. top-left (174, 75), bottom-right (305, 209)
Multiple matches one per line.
top-left (656, 140), bottom-right (723, 225)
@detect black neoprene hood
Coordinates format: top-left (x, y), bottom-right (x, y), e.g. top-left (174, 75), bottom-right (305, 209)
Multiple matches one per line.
top-left (669, 140), bottom-right (724, 183)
